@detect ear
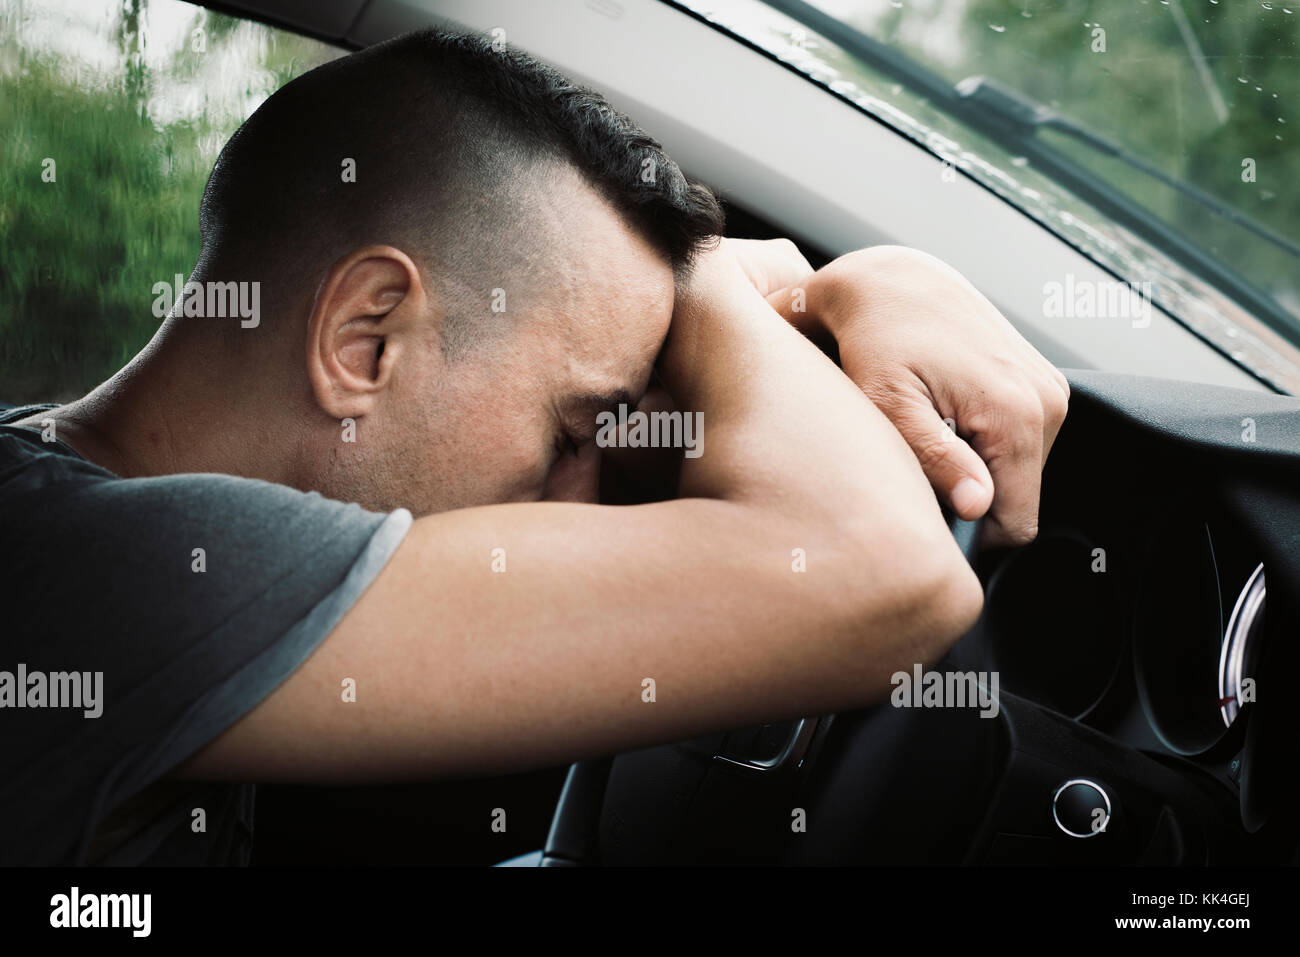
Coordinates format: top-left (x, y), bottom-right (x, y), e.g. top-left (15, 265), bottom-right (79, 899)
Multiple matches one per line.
top-left (305, 245), bottom-right (439, 420)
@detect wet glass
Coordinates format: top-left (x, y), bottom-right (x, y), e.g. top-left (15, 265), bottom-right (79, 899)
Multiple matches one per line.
top-left (0, 0), bottom-right (341, 402)
top-left (687, 0), bottom-right (1300, 390)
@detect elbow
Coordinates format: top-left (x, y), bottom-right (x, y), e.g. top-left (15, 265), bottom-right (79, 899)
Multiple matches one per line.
top-left (843, 517), bottom-right (985, 672)
top-left (908, 545), bottom-right (985, 660)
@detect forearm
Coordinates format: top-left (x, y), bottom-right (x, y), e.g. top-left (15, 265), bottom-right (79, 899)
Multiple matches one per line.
top-left (657, 249), bottom-right (981, 653)
top-left (660, 249), bottom-right (931, 539)
top-left (763, 243), bottom-right (1070, 542)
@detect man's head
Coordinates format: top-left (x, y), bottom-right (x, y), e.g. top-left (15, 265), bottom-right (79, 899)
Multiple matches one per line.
top-left (182, 28), bottom-right (723, 514)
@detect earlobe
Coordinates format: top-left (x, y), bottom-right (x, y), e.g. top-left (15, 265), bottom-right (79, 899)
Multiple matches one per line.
top-left (305, 246), bottom-right (425, 420)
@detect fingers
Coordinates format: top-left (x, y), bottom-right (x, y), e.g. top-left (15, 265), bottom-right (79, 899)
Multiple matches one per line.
top-left (869, 384), bottom-right (995, 521)
top-left (1041, 363), bottom-right (1071, 460)
top-left (1009, 347), bottom-right (1070, 473)
top-left (724, 237), bottom-right (815, 298)
top-left (942, 304), bottom-right (1069, 544)
top-left (1034, 363), bottom-right (1070, 470)
top-left (960, 371), bottom-right (1068, 547)
top-left (815, 246), bottom-right (1071, 549)
top-left (972, 402), bottom-right (1044, 547)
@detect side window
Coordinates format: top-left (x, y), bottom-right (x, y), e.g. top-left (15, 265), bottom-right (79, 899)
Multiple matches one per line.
top-left (0, 0), bottom-right (342, 403)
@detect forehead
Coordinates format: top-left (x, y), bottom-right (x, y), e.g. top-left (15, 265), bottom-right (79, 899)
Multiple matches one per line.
top-left (530, 174), bottom-right (677, 398)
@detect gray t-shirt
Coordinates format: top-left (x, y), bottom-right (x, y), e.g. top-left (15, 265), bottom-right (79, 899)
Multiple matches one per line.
top-left (0, 404), bottom-right (412, 865)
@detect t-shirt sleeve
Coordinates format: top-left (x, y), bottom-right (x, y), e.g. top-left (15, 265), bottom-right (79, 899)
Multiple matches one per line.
top-left (0, 448), bottom-right (412, 864)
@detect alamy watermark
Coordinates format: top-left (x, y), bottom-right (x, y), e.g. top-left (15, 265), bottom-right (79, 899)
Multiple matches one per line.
top-left (50, 887), bottom-right (150, 937)
top-left (595, 404), bottom-right (703, 459)
top-left (890, 664), bottom-right (1000, 719)
top-left (152, 274), bottom-right (260, 328)
top-left (1043, 275), bottom-right (1152, 328)
top-left (0, 664), bottom-right (103, 718)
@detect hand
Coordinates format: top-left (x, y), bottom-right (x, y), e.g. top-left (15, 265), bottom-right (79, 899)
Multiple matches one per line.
top-left (722, 236), bottom-right (815, 299)
top-left (768, 245), bottom-right (1069, 547)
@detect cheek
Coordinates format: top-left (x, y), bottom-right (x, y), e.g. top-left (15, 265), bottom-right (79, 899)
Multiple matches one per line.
top-left (425, 375), bottom-right (552, 504)
top-left (460, 432), bottom-right (552, 505)
top-left (542, 443), bottom-right (602, 503)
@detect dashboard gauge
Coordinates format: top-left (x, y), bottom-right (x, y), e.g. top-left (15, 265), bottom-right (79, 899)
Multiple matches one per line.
top-left (1218, 563), bottom-right (1265, 728)
top-left (1133, 520), bottom-right (1228, 755)
top-left (981, 529), bottom-right (1127, 719)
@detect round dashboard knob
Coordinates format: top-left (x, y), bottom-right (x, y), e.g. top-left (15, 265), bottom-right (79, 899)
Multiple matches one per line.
top-left (1053, 779), bottom-right (1112, 838)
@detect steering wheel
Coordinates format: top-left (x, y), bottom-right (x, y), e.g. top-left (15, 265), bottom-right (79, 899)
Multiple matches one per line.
top-left (540, 508), bottom-right (985, 866)
top-left (944, 509), bottom-right (983, 565)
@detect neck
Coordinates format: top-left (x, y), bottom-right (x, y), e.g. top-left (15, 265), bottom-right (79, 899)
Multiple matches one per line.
top-left (51, 323), bottom-right (304, 486)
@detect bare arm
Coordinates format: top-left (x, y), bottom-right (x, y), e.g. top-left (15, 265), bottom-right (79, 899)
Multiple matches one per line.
top-left (724, 237), bottom-right (1069, 545)
top-left (172, 246), bottom-right (981, 782)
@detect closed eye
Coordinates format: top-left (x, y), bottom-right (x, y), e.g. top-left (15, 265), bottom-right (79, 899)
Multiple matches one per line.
top-left (555, 430), bottom-right (582, 458)
top-left (554, 388), bottom-right (635, 462)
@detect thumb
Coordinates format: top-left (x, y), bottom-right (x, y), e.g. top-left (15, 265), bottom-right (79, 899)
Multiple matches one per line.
top-left (887, 394), bottom-right (994, 520)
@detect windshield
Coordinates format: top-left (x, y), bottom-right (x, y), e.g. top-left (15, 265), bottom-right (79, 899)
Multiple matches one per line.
top-left (677, 0), bottom-right (1300, 392)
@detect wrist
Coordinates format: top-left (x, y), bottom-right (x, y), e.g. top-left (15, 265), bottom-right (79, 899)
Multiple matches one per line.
top-left (806, 244), bottom-right (929, 338)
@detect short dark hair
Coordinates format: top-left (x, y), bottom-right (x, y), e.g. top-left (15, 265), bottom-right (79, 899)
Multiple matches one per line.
top-left (198, 28), bottom-right (724, 343)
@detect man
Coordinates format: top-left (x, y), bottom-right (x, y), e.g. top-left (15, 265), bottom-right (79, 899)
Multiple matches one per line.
top-left (0, 29), bottom-right (1066, 865)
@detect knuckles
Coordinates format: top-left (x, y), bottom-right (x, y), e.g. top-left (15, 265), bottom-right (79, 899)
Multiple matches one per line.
top-left (914, 431), bottom-right (964, 473)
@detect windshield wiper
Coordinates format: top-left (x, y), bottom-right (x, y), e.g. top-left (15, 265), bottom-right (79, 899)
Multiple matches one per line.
top-left (955, 76), bottom-right (1300, 260)
top-left (757, 0), bottom-right (1300, 339)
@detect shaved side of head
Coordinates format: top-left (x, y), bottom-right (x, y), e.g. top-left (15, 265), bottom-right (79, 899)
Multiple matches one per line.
top-left (194, 29), bottom-right (724, 352)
